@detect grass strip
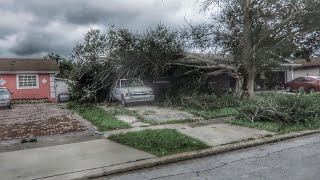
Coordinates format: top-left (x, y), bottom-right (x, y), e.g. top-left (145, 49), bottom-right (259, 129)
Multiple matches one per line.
top-left (109, 129), bottom-right (209, 156)
top-left (69, 103), bottom-right (131, 131)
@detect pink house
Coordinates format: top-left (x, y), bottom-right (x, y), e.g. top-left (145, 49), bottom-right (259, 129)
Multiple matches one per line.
top-left (0, 58), bottom-right (60, 102)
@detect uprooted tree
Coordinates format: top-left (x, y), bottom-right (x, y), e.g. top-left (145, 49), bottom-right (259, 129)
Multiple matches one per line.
top-left (187, 0), bottom-right (320, 98)
top-left (168, 54), bottom-right (243, 97)
top-left (71, 25), bottom-right (185, 102)
top-left (71, 25), bottom-right (243, 102)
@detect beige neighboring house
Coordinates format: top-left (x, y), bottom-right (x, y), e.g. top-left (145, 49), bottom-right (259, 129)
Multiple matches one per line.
top-left (284, 57), bottom-right (320, 83)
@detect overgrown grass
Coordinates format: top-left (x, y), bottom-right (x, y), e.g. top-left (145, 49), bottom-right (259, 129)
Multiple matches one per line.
top-left (68, 103), bottom-right (131, 131)
top-left (232, 118), bottom-right (320, 134)
top-left (185, 107), bottom-right (238, 119)
top-left (109, 129), bottom-right (209, 156)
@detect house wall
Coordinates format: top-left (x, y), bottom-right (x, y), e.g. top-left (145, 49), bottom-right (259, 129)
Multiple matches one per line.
top-left (0, 73), bottom-right (56, 102)
top-left (286, 67), bottom-right (320, 82)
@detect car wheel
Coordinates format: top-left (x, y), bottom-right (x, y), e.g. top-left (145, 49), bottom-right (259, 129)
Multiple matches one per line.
top-left (121, 95), bottom-right (127, 107)
top-left (309, 88), bottom-right (316, 94)
top-left (298, 87), bottom-right (305, 94)
top-left (8, 104), bottom-right (12, 109)
top-left (285, 86), bottom-right (292, 92)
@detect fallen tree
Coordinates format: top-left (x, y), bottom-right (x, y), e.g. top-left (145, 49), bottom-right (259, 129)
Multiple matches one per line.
top-left (70, 25), bottom-right (243, 102)
top-left (167, 54), bottom-right (243, 97)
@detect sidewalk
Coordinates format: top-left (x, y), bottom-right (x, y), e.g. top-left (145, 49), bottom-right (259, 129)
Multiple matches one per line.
top-left (0, 123), bottom-right (304, 180)
top-left (0, 139), bottom-right (155, 180)
top-left (104, 123), bottom-right (275, 146)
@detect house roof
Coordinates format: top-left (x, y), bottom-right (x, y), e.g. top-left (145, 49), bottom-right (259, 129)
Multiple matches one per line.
top-left (292, 57), bottom-right (320, 68)
top-left (0, 58), bottom-right (59, 73)
top-left (184, 53), bottom-right (234, 65)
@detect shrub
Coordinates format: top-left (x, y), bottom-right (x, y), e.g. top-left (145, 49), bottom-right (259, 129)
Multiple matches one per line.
top-left (238, 93), bottom-right (320, 125)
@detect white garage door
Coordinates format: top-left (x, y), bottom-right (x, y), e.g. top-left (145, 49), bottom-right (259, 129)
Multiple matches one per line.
top-left (55, 80), bottom-right (69, 95)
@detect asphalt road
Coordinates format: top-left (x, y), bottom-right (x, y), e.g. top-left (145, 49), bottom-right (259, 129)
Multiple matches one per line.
top-left (99, 134), bottom-right (320, 180)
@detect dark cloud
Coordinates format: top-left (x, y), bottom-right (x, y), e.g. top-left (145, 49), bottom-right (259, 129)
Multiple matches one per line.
top-left (0, 0), bottom-right (206, 57)
top-left (9, 31), bottom-right (72, 56)
top-left (0, 28), bottom-right (14, 39)
top-left (63, 6), bottom-right (140, 26)
top-left (10, 33), bottom-right (50, 55)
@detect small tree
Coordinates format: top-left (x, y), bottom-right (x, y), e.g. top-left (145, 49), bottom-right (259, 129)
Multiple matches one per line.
top-left (44, 53), bottom-right (74, 79)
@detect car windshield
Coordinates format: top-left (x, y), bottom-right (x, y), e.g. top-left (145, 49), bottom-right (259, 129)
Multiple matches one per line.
top-left (0, 89), bottom-right (8, 95)
top-left (121, 79), bottom-right (144, 88)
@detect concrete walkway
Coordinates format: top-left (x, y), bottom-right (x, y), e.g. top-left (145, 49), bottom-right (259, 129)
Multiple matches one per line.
top-left (104, 123), bottom-right (275, 147)
top-left (104, 124), bottom-right (190, 137)
top-left (178, 124), bottom-right (274, 146)
top-left (128, 106), bottom-right (201, 123)
top-left (0, 123), bottom-right (275, 180)
top-left (0, 139), bottom-right (155, 180)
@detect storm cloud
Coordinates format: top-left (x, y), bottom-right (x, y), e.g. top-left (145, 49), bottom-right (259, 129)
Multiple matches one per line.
top-left (0, 0), bottom-right (208, 58)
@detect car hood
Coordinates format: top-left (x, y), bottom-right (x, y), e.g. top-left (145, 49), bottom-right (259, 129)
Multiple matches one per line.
top-left (121, 86), bottom-right (152, 92)
top-left (0, 94), bottom-right (10, 100)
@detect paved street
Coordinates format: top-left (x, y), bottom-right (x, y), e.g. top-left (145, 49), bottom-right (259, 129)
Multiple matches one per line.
top-left (101, 134), bottom-right (320, 180)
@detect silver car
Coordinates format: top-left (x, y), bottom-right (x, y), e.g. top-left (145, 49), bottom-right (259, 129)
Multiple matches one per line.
top-left (0, 87), bottom-right (12, 109)
top-left (111, 79), bottom-right (154, 106)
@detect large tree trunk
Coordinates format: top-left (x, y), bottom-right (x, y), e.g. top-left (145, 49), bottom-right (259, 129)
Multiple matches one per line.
top-left (246, 68), bottom-right (256, 99)
top-left (234, 74), bottom-right (244, 98)
top-left (242, 0), bottom-right (255, 99)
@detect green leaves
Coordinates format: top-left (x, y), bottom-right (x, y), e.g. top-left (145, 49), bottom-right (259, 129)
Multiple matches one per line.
top-left (70, 25), bottom-right (184, 102)
top-left (108, 24), bottom-right (184, 78)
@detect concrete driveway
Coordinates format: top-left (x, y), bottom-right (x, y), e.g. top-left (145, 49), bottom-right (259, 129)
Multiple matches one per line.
top-left (128, 106), bottom-right (201, 123)
top-left (0, 104), bottom-right (91, 142)
top-left (102, 105), bottom-right (201, 127)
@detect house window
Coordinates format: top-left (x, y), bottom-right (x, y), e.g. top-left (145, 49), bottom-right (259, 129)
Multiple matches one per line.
top-left (17, 74), bottom-right (39, 89)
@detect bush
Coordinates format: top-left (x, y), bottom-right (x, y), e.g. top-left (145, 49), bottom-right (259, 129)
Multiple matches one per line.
top-left (238, 93), bottom-right (320, 125)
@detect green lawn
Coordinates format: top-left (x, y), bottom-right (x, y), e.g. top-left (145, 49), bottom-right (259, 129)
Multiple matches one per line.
top-left (68, 103), bottom-right (131, 131)
top-left (232, 118), bottom-right (320, 134)
top-left (186, 107), bottom-right (238, 120)
top-left (109, 129), bottom-right (209, 156)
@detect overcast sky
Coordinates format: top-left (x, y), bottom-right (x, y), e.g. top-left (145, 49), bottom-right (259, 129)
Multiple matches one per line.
top-left (0, 0), bottom-right (208, 58)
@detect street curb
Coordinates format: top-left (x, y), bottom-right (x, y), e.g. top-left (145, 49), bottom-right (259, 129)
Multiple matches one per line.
top-left (44, 129), bottom-right (320, 180)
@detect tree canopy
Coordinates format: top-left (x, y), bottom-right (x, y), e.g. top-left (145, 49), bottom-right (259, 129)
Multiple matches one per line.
top-left (44, 53), bottom-right (74, 79)
top-left (70, 25), bottom-right (186, 102)
top-left (188, 0), bottom-right (320, 98)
